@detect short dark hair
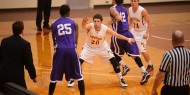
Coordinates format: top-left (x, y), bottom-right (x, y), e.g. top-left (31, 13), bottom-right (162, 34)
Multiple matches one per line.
top-left (93, 14), bottom-right (103, 21)
top-left (115, 0), bottom-right (123, 4)
top-left (172, 30), bottom-right (184, 44)
top-left (12, 21), bottom-right (24, 35)
top-left (60, 4), bottom-right (70, 16)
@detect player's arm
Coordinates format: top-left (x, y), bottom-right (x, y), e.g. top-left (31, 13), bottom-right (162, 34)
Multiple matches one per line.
top-left (110, 7), bottom-right (122, 22)
top-left (151, 71), bottom-right (166, 95)
top-left (81, 17), bottom-right (91, 33)
top-left (142, 9), bottom-right (151, 39)
top-left (51, 24), bottom-right (56, 47)
top-left (74, 22), bottom-right (79, 46)
top-left (106, 27), bottom-right (134, 44)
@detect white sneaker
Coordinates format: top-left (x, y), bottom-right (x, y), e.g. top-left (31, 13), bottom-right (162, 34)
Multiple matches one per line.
top-left (120, 78), bottom-right (128, 88)
top-left (68, 80), bottom-right (75, 87)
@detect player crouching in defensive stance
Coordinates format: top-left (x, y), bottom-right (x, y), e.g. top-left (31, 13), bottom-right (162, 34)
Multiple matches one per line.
top-left (68, 14), bottom-right (134, 88)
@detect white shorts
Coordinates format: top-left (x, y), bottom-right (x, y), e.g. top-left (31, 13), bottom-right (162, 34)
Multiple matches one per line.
top-left (80, 43), bottom-right (114, 64)
top-left (131, 29), bottom-right (148, 52)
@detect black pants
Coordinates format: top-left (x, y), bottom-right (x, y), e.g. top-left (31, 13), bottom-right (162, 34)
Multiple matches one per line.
top-left (161, 85), bottom-right (189, 95)
top-left (36, 0), bottom-right (52, 28)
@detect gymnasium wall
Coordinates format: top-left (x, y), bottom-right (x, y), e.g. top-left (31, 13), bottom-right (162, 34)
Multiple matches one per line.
top-left (0, 0), bottom-right (189, 9)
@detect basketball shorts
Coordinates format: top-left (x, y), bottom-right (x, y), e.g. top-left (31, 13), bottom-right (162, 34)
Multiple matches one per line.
top-left (110, 30), bottom-right (140, 56)
top-left (131, 29), bottom-right (148, 52)
top-left (80, 42), bottom-right (114, 64)
top-left (50, 47), bottom-right (83, 82)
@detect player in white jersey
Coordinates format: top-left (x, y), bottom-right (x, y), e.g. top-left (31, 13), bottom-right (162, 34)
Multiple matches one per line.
top-left (68, 14), bottom-right (134, 88)
top-left (128, 0), bottom-right (153, 72)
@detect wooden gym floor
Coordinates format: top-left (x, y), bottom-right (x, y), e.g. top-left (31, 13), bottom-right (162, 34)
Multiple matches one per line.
top-left (0, 1), bottom-right (190, 95)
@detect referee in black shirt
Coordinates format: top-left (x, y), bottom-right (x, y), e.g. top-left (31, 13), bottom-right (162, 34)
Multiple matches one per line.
top-left (151, 30), bottom-right (190, 95)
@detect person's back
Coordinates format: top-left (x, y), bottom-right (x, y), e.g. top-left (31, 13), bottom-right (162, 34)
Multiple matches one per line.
top-left (110, 4), bottom-right (129, 34)
top-left (162, 46), bottom-right (190, 86)
top-left (1, 35), bottom-right (29, 77)
top-left (52, 17), bottom-right (76, 48)
top-left (0, 21), bottom-right (37, 93)
top-left (49, 5), bottom-right (84, 95)
top-left (152, 30), bottom-right (190, 95)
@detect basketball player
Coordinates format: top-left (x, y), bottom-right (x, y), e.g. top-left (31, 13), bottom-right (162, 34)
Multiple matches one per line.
top-left (109, 0), bottom-right (150, 85)
top-left (48, 5), bottom-right (85, 95)
top-left (68, 14), bottom-right (134, 88)
top-left (128, 0), bottom-right (153, 72)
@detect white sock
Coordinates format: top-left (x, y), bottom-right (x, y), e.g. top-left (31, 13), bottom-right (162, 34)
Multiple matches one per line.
top-left (119, 60), bottom-right (126, 67)
top-left (140, 66), bottom-right (147, 73)
top-left (147, 61), bottom-right (152, 66)
top-left (117, 72), bottom-right (122, 80)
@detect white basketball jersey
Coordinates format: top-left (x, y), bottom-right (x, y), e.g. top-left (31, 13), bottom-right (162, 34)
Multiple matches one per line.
top-left (129, 6), bottom-right (147, 32)
top-left (86, 23), bottom-right (107, 48)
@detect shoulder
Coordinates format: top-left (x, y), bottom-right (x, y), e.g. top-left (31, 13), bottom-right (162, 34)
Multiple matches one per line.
top-left (101, 24), bottom-right (108, 29)
top-left (110, 5), bottom-right (117, 12)
top-left (20, 37), bottom-right (30, 46)
top-left (128, 7), bottom-right (132, 11)
top-left (139, 6), bottom-right (144, 10)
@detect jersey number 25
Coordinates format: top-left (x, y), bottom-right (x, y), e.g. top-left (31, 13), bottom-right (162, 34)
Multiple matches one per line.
top-left (57, 23), bottom-right (72, 36)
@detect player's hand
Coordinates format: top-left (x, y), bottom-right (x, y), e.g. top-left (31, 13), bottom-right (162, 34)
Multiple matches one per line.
top-left (128, 38), bottom-right (135, 44)
top-left (151, 89), bottom-right (158, 95)
top-left (82, 17), bottom-right (89, 24)
top-left (143, 33), bottom-right (149, 39)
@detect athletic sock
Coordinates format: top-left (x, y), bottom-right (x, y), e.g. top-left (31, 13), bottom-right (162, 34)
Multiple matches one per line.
top-left (49, 82), bottom-right (57, 95)
top-left (140, 66), bottom-right (147, 73)
top-left (117, 72), bottom-right (123, 79)
top-left (78, 80), bottom-right (85, 95)
top-left (119, 60), bottom-right (126, 67)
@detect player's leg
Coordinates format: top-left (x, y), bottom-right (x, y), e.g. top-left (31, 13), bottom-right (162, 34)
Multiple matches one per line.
top-left (113, 53), bottom-right (130, 76)
top-left (123, 31), bottom-right (150, 85)
top-left (127, 49), bottom-right (150, 85)
top-left (67, 50), bottom-right (85, 95)
top-left (134, 31), bottom-right (154, 72)
top-left (101, 44), bottom-right (128, 87)
top-left (48, 82), bottom-right (57, 95)
top-left (109, 57), bottom-right (128, 87)
top-left (68, 58), bottom-right (84, 87)
top-left (110, 36), bottom-right (130, 76)
top-left (78, 80), bottom-right (85, 95)
top-left (141, 52), bottom-right (153, 72)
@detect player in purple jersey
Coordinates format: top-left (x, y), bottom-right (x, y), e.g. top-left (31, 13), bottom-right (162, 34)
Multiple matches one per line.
top-left (48, 5), bottom-right (85, 95)
top-left (109, 0), bottom-right (150, 85)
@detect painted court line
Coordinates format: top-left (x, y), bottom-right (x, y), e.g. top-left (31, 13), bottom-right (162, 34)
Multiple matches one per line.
top-left (151, 35), bottom-right (190, 41)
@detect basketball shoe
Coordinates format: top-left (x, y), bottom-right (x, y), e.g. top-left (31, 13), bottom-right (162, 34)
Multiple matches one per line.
top-left (122, 65), bottom-right (130, 76)
top-left (120, 78), bottom-right (128, 87)
top-left (140, 72), bottom-right (150, 85)
top-left (146, 65), bottom-right (154, 72)
top-left (68, 80), bottom-right (75, 87)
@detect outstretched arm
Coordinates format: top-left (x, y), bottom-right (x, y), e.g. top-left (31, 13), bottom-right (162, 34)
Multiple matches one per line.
top-left (106, 27), bottom-right (134, 44)
top-left (81, 17), bottom-right (91, 33)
